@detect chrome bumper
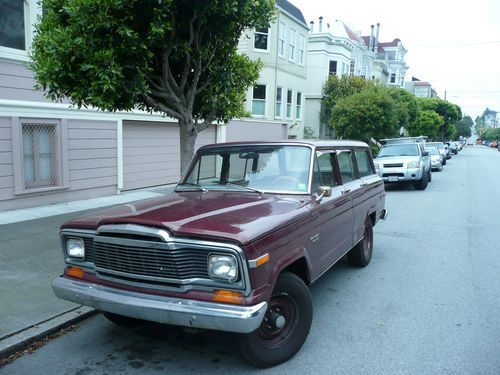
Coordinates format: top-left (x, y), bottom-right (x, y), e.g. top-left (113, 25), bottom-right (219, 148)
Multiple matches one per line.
top-left (52, 277), bottom-right (267, 333)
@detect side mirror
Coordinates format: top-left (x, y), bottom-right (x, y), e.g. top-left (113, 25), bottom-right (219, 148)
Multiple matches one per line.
top-left (422, 151), bottom-right (429, 157)
top-left (316, 186), bottom-right (332, 203)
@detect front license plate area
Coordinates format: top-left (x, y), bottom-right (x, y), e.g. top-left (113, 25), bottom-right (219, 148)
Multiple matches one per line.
top-left (388, 176), bottom-right (399, 182)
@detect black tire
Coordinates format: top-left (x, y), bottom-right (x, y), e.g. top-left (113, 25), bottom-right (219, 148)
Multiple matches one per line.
top-left (102, 311), bottom-right (142, 326)
top-left (442, 158), bottom-right (446, 165)
top-left (348, 220), bottom-right (373, 267)
top-left (428, 169), bottom-right (432, 182)
top-left (413, 171), bottom-right (428, 190)
top-left (239, 272), bottom-right (313, 368)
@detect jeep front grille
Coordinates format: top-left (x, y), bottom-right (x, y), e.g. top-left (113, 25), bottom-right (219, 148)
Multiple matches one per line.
top-left (83, 238), bottom-right (209, 280)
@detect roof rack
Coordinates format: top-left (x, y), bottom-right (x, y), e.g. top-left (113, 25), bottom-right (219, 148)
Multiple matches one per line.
top-left (380, 136), bottom-right (427, 145)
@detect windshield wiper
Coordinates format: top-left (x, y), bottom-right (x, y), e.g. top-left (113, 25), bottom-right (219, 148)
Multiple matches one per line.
top-left (225, 182), bottom-right (263, 195)
top-left (175, 182), bottom-right (208, 192)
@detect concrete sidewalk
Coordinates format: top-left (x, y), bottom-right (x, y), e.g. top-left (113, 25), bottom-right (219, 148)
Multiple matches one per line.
top-left (0, 185), bottom-right (174, 358)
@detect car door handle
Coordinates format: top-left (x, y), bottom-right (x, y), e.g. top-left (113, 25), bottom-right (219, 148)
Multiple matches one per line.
top-left (341, 188), bottom-right (351, 195)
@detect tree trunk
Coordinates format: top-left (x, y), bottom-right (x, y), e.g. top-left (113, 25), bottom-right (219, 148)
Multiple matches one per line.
top-left (179, 118), bottom-right (198, 176)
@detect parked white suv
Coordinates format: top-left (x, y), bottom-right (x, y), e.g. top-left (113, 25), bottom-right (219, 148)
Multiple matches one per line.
top-left (374, 139), bottom-right (431, 190)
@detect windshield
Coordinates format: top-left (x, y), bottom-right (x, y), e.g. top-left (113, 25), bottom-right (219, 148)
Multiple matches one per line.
top-left (178, 145), bottom-right (312, 194)
top-left (425, 147), bottom-right (439, 155)
top-left (427, 143), bottom-right (444, 150)
top-left (377, 144), bottom-right (419, 157)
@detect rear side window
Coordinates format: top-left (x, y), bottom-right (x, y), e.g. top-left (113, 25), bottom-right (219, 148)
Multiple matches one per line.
top-left (313, 152), bottom-right (338, 189)
top-left (337, 151), bottom-right (355, 183)
top-left (355, 149), bottom-right (374, 177)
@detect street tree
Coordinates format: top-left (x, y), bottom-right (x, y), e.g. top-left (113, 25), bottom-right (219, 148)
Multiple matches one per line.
top-left (416, 98), bottom-right (461, 141)
top-left (455, 115), bottom-right (473, 139)
top-left (387, 87), bottom-right (419, 135)
top-left (30, 0), bottom-right (275, 172)
top-left (406, 109), bottom-right (443, 139)
top-left (330, 85), bottom-right (398, 142)
top-left (320, 75), bottom-right (372, 125)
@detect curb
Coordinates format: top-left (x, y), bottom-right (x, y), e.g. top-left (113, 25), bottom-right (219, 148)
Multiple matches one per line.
top-left (0, 306), bottom-right (96, 359)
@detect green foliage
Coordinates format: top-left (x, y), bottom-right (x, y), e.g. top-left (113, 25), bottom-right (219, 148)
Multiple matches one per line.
top-left (406, 109), bottom-right (443, 139)
top-left (482, 127), bottom-right (500, 140)
top-left (387, 87), bottom-right (419, 134)
top-left (455, 115), bottom-right (473, 139)
top-left (415, 97), bottom-right (461, 141)
top-left (303, 126), bottom-right (317, 139)
top-left (330, 85), bottom-right (399, 142)
top-left (321, 75), bottom-right (372, 125)
top-left (31, 0), bottom-right (276, 122)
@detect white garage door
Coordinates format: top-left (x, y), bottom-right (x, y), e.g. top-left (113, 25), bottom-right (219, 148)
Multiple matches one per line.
top-left (123, 121), bottom-right (216, 190)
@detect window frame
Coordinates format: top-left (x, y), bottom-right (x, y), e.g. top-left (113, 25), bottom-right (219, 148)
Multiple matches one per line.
top-left (278, 22), bottom-right (286, 57)
top-left (354, 148), bottom-right (375, 178)
top-left (251, 84), bottom-right (267, 117)
top-left (253, 27), bottom-right (270, 52)
top-left (11, 117), bottom-right (69, 195)
top-left (288, 28), bottom-right (296, 62)
top-left (336, 149), bottom-right (356, 184)
top-left (298, 33), bottom-right (305, 65)
top-left (0, 1), bottom-right (40, 61)
top-left (286, 89), bottom-right (293, 119)
top-left (275, 86), bottom-right (283, 119)
top-left (295, 91), bottom-right (302, 120)
top-left (329, 60), bottom-right (338, 76)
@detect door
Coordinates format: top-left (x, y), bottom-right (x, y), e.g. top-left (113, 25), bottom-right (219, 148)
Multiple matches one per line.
top-left (311, 150), bottom-right (354, 273)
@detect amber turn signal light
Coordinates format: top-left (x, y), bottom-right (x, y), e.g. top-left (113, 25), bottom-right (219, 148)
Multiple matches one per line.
top-left (65, 266), bottom-right (85, 279)
top-left (212, 290), bottom-right (243, 305)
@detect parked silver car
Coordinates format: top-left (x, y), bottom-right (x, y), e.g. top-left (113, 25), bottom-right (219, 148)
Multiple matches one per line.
top-left (374, 141), bottom-right (432, 190)
top-left (426, 142), bottom-right (447, 165)
top-left (425, 146), bottom-right (443, 171)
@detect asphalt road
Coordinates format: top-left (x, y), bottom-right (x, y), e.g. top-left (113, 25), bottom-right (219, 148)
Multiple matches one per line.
top-left (3, 145), bottom-right (500, 375)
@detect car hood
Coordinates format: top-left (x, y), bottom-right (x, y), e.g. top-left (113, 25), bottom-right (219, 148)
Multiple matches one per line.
top-left (62, 191), bottom-right (311, 245)
top-left (376, 155), bottom-right (420, 163)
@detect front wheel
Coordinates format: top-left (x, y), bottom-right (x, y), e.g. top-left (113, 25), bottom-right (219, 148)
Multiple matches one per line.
top-left (413, 171), bottom-right (429, 190)
top-left (348, 219), bottom-right (373, 267)
top-left (239, 272), bottom-right (313, 368)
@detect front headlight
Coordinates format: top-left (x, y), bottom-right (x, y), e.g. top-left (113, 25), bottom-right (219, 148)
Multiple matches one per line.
top-left (208, 254), bottom-right (238, 282)
top-left (407, 161), bottom-right (420, 168)
top-left (66, 238), bottom-right (85, 259)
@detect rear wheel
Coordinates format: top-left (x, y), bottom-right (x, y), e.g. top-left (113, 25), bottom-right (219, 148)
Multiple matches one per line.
top-left (428, 169), bottom-right (432, 182)
top-left (239, 272), bottom-right (312, 368)
top-left (102, 312), bottom-right (142, 326)
top-left (348, 220), bottom-right (373, 267)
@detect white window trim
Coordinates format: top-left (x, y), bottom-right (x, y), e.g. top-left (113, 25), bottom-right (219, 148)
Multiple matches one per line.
top-left (251, 84), bottom-right (267, 118)
top-left (298, 34), bottom-right (305, 66)
top-left (288, 28), bottom-right (296, 62)
top-left (11, 117), bottom-right (70, 195)
top-left (275, 86), bottom-right (283, 119)
top-left (286, 89), bottom-right (293, 120)
top-left (0, 1), bottom-right (41, 62)
top-left (295, 91), bottom-right (302, 120)
top-left (278, 22), bottom-right (286, 58)
top-left (253, 27), bottom-right (270, 54)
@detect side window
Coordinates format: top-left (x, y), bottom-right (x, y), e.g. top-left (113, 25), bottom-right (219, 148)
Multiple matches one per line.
top-left (355, 149), bottom-right (374, 177)
top-left (337, 151), bottom-right (355, 183)
top-left (313, 152), bottom-right (338, 190)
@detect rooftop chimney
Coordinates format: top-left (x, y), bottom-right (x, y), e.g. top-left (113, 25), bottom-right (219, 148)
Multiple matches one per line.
top-left (327, 23), bottom-right (331, 32)
top-left (319, 16), bottom-right (323, 32)
top-left (374, 22), bottom-right (380, 52)
top-left (369, 25), bottom-right (374, 51)
top-left (309, 20), bottom-right (314, 33)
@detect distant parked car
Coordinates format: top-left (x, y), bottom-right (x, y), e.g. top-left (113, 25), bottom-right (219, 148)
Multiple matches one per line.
top-left (426, 142), bottom-right (447, 165)
top-left (425, 146), bottom-right (443, 171)
top-left (446, 142), bottom-right (458, 155)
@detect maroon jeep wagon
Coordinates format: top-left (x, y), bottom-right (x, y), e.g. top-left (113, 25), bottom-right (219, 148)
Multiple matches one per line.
top-left (53, 140), bottom-right (387, 367)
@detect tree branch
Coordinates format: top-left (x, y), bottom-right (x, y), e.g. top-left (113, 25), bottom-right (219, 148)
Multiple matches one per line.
top-left (142, 93), bottom-right (184, 120)
top-left (179, 10), bottom-right (197, 94)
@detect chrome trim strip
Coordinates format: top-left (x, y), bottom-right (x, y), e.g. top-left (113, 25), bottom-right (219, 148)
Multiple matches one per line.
top-left (52, 277), bottom-right (267, 333)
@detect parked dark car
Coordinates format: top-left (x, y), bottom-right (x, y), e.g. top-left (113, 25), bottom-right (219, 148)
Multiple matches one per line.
top-left (446, 141), bottom-right (458, 154)
top-left (52, 140), bottom-right (387, 367)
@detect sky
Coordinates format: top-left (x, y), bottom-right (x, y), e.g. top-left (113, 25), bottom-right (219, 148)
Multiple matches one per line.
top-left (291, 0), bottom-right (500, 119)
